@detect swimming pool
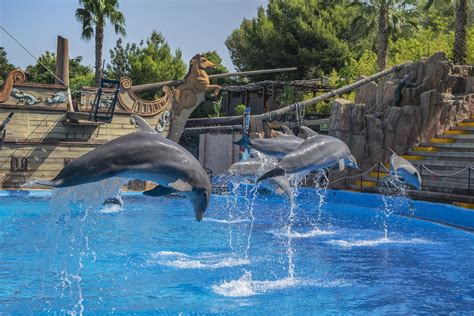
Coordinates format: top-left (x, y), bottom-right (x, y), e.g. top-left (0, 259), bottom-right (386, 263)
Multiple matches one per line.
top-left (0, 184), bottom-right (473, 313)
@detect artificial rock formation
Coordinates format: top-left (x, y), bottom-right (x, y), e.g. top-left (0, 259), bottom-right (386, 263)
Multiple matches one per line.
top-left (329, 52), bottom-right (474, 170)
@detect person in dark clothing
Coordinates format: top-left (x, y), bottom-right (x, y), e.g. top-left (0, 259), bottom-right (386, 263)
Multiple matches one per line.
top-left (394, 74), bottom-right (414, 107)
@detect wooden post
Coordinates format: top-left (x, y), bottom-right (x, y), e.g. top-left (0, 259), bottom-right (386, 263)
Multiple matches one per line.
top-left (55, 36), bottom-right (69, 86)
top-left (245, 89), bottom-right (250, 107)
top-left (271, 84), bottom-right (276, 110)
top-left (226, 91), bottom-right (231, 115)
top-left (55, 36), bottom-right (75, 113)
top-left (263, 85), bottom-right (269, 113)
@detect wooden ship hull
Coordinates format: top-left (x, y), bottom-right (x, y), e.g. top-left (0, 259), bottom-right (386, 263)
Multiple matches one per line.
top-left (0, 72), bottom-right (173, 189)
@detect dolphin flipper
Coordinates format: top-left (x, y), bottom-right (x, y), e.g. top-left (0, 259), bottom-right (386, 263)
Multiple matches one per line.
top-left (233, 134), bottom-right (252, 147)
top-left (33, 179), bottom-right (64, 187)
top-left (143, 185), bottom-right (177, 197)
top-left (257, 167), bottom-right (286, 182)
top-left (131, 115), bottom-right (157, 134)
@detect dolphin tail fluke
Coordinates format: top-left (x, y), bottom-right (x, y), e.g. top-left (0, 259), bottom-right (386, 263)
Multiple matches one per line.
top-left (257, 167), bottom-right (286, 182)
top-left (33, 179), bottom-right (63, 187)
top-left (143, 185), bottom-right (177, 197)
top-left (233, 134), bottom-right (252, 147)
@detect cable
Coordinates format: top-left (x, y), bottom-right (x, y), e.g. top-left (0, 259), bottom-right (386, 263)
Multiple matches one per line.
top-left (420, 164), bottom-right (471, 177)
top-left (0, 25), bottom-right (67, 87)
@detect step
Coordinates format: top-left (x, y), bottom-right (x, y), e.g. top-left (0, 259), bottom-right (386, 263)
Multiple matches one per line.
top-left (446, 130), bottom-right (471, 135)
top-left (419, 142), bottom-right (474, 150)
top-left (462, 118), bottom-right (474, 123)
top-left (407, 150), bottom-right (474, 159)
top-left (355, 177), bottom-right (472, 195)
top-left (406, 159), bottom-right (472, 168)
top-left (453, 202), bottom-right (474, 209)
top-left (459, 122), bottom-right (474, 127)
top-left (449, 126), bottom-right (474, 132)
top-left (437, 134), bottom-right (474, 140)
top-left (362, 173), bottom-right (474, 185)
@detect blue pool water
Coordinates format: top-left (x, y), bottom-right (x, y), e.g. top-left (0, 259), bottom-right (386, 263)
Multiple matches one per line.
top-left (0, 182), bottom-right (473, 313)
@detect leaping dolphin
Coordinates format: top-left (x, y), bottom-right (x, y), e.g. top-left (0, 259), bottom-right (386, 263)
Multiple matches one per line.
top-left (36, 115), bottom-right (211, 221)
top-left (389, 149), bottom-right (421, 190)
top-left (257, 135), bottom-right (358, 182)
top-left (220, 155), bottom-right (292, 196)
top-left (233, 132), bottom-right (304, 159)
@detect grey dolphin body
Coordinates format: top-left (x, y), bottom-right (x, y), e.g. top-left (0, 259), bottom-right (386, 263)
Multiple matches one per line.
top-left (257, 135), bottom-right (358, 181)
top-left (221, 156), bottom-right (292, 196)
top-left (37, 116), bottom-right (211, 221)
top-left (389, 151), bottom-right (421, 190)
top-left (234, 134), bottom-right (304, 158)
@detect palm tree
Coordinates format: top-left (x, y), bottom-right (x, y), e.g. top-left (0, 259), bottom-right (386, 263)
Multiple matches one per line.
top-left (349, 0), bottom-right (418, 71)
top-left (76, 0), bottom-right (126, 86)
top-left (425, 0), bottom-right (473, 65)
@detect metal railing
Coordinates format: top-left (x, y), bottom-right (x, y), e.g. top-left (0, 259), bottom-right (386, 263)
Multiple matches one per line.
top-left (331, 162), bottom-right (473, 196)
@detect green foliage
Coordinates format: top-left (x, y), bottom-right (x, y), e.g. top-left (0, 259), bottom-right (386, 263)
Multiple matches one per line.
top-left (278, 85), bottom-right (298, 105)
top-left (234, 104), bottom-right (247, 115)
top-left (75, 0), bottom-right (126, 40)
top-left (315, 102), bottom-right (331, 115)
top-left (76, 0), bottom-right (126, 85)
top-left (208, 97), bottom-right (223, 118)
top-left (106, 31), bottom-right (186, 100)
top-left (0, 47), bottom-right (14, 80)
top-left (226, 0), bottom-right (354, 80)
top-left (25, 51), bottom-right (94, 97)
top-left (107, 31), bottom-right (186, 85)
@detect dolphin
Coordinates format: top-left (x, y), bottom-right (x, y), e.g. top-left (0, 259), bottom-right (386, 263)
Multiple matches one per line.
top-left (389, 149), bottom-right (422, 190)
top-left (257, 135), bottom-right (358, 181)
top-left (219, 155), bottom-right (292, 196)
top-left (36, 115), bottom-right (211, 221)
top-left (233, 134), bottom-right (304, 158)
top-left (298, 126), bottom-right (318, 139)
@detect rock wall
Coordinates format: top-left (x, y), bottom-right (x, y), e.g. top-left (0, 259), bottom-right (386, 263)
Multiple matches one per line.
top-left (329, 52), bottom-right (474, 170)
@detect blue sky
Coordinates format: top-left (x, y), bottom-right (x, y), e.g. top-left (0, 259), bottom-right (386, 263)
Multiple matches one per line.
top-left (0, 0), bottom-right (267, 71)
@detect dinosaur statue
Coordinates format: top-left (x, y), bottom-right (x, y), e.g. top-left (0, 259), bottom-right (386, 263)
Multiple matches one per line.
top-left (167, 54), bottom-right (221, 142)
top-left (0, 69), bottom-right (26, 103)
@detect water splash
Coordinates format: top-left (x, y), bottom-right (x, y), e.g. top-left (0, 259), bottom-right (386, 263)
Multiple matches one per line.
top-left (285, 177), bottom-right (301, 279)
top-left (146, 251), bottom-right (249, 269)
top-left (326, 237), bottom-right (432, 249)
top-left (244, 184), bottom-right (258, 260)
top-left (379, 175), bottom-right (410, 238)
top-left (42, 177), bottom-right (127, 314)
top-left (212, 270), bottom-right (348, 297)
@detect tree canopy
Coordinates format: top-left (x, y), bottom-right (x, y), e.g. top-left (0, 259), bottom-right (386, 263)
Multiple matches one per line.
top-left (226, 0), bottom-right (357, 80)
top-left (0, 47), bottom-right (15, 80)
top-left (76, 0), bottom-right (126, 85)
top-left (25, 51), bottom-right (94, 97)
top-left (107, 31), bottom-right (186, 85)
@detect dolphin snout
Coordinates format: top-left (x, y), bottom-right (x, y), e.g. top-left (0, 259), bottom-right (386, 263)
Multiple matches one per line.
top-left (190, 188), bottom-right (210, 221)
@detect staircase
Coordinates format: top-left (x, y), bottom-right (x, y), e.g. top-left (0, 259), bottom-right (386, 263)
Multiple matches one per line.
top-left (351, 111), bottom-right (474, 208)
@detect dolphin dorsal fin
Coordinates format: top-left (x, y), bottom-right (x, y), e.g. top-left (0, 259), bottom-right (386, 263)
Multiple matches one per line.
top-left (131, 115), bottom-right (157, 134)
top-left (281, 126), bottom-right (295, 136)
top-left (299, 126), bottom-right (318, 138)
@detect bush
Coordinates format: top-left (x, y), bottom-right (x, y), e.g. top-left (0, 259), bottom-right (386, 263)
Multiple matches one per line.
top-left (234, 104), bottom-right (246, 115)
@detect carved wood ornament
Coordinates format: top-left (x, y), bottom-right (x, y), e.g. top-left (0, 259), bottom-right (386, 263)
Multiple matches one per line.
top-left (118, 77), bottom-right (172, 117)
top-left (168, 54), bottom-right (221, 141)
top-left (0, 69), bottom-right (27, 103)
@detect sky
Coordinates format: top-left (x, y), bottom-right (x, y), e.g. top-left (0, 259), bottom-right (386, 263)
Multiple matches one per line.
top-left (0, 0), bottom-right (267, 72)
